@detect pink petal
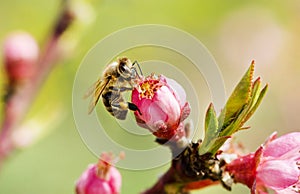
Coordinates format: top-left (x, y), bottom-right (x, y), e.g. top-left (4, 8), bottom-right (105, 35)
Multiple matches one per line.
top-left (86, 180), bottom-right (112, 194)
top-left (278, 147), bottom-right (300, 161)
top-left (276, 179), bottom-right (300, 194)
top-left (107, 167), bottom-right (122, 194)
top-left (137, 98), bottom-right (155, 123)
top-left (147, 102), bottom-right (168, 128)
top-left (153, 86), bottom-right (181, 124)
top-left (164, 77), bottom-right (186, 107)
top-left (276, 188), bottom-right (299, 194)
top-left (263, 132), bottom-right (278, 146)
top-left (76, 165), bottom-right (113, 194)
top-left (256, 159), bottom-right (300, 190)
top-left (263, 132), bottom-right (300, 158)
top-left (131, 89), bottom-right (141, 107)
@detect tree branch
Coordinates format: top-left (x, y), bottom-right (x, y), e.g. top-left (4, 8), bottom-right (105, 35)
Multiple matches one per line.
top-left (0, 0), bottom-right (74, 169)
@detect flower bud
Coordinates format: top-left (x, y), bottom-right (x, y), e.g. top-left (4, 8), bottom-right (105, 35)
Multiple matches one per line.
top-left (131, 74), bottom-right (190, 140)
top-left (3, 32), bottom-right (39, 83)
top-left (76, 153), bottom-right (122, 194)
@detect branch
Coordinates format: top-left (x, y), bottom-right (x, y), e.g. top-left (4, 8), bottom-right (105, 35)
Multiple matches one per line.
top-left (142, 166), bottom-right (176, 194)
top-left (142, 141), bottom-right (226, 194)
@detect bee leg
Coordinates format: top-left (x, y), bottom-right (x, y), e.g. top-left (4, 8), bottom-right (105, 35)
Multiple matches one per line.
top-left (108, 86), bottom-right (132, 92)
top-left (132, 60), bottom-right (143, 76)
top-left (119, 87), bottom-right (133, 92)
top-left (113, 100), bottom-right (141, 114)
top-left (127, 102), bottom-right (142, 115)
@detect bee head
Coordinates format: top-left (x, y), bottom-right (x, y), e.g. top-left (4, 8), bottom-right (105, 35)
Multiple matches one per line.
top-left (118, 57), bottom-right (133, 78)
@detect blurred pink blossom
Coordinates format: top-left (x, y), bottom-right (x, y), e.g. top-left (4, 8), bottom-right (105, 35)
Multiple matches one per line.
top-left (3, 31), bottom-right (39, 83)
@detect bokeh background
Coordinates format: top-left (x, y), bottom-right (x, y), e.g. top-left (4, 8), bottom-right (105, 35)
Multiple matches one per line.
top-left (0, 0), bottom-right (300, 193)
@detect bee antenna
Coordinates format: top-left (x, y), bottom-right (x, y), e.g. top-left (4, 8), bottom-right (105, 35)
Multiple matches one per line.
top-left (132, 60), bottom-right (143, 76)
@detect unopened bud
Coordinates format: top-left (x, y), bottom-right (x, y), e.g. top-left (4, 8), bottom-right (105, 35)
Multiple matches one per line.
top-left (3, 32), bottom-right (39, 83)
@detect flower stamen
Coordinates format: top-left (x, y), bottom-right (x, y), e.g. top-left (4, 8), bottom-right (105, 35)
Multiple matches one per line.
top-left (138, 76), bottom-right (162, 99)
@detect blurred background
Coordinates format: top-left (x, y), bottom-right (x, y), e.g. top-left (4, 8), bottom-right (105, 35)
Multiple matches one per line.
top-left (0, 0), bottom-right (299, 193)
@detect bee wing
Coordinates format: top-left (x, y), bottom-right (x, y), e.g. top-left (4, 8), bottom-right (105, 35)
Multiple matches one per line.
top-left (86, 78), bottom-right (111, 114)
top-left (83, 80), bottom-right (100, 99)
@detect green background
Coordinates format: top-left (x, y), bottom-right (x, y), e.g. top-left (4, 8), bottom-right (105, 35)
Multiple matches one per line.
top-left (0, 0), bottom-right (299, 193)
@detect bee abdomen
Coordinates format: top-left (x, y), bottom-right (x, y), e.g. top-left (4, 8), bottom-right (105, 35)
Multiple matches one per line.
top-left (102, 91), bottom-right (112, 108)
top-left (112, 109), bottom-right (128, 120)
top-left (106, 106), bottom-right (128, 120)
top-left (102, 91), bottom-right (128, 120)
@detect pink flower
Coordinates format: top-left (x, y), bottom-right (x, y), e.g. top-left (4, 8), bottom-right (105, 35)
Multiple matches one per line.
top-left (131, 74), bottom-right (190, 140)
top-left (76, 153), bottom-right (122, 194)
top-left (225, 132), bottom-right (300, 194)
top-left (3, 32), bottom-right (39, 83)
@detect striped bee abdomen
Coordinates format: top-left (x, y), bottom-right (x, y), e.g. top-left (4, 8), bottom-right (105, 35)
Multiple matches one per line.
top-left (102, 91), bottom-right (128, 120)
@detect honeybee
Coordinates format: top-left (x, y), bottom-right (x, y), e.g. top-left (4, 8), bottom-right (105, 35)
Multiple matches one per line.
top-left (86, 57), bottom-right (143, 120)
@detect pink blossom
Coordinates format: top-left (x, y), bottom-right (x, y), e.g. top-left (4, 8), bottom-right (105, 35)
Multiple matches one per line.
top-left (3, 32), bottom-right (39, 83)
top-left (225, 132), bottom-right (300, 193)
top-left (76, 153), bottom-right (122, 194)
top-left (131, 74), bottom-right (190, 140)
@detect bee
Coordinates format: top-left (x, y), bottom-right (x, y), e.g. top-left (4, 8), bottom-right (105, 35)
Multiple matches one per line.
top-left (86, 57), bottom-right (143, 120)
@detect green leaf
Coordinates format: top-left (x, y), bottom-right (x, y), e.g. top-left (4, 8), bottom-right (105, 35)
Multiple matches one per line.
top-left (203, 136), bottom-right (231, 155)
top-left (199, 61), bottom-right (268, 156)
top-left (243, 84), bottom-right (268, 123)
top-left (220, 78), bottom-right (268, 136)
top-left (218, 62), bottom-right (254, 131)
top-left (200, 103), bottom-right (218, 155)
top-left (204, 103), bottom-right (218, 135)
